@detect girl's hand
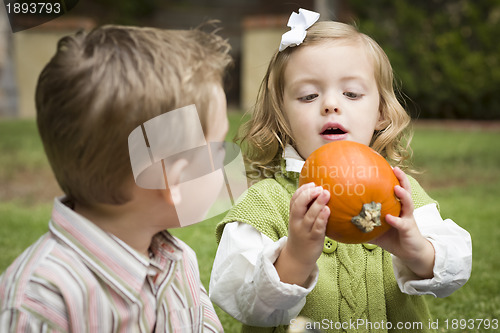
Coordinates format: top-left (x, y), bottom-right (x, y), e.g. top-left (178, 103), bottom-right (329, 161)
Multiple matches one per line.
top-left (370, 167), bottom-right (435, 279)
top-left (274, 182), bottom-right (330, 286)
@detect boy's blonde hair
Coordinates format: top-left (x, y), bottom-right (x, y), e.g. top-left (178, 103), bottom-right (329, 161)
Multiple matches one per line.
top-left (240, 21), bottom-right (412, 180)
top-left (36, 25), bottom-right (231, 206)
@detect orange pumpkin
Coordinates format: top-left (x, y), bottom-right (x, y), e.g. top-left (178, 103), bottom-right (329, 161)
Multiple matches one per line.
top-left (299, 141), bottom-right (400, 244)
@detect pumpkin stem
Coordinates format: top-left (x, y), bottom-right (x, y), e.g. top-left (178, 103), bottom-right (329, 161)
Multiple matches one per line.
top-left (351, 201), bottom-right (382, 233)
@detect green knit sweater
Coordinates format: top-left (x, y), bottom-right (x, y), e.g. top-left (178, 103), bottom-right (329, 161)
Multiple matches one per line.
top-left (216, 162), bottom-right (438, 333)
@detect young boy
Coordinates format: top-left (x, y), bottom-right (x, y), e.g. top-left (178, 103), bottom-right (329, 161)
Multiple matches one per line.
top-left (0, 25), bottom-right (231, 332)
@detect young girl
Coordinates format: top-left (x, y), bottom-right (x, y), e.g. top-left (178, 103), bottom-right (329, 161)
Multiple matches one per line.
top-left (210, 9), bottom-right (472, 333)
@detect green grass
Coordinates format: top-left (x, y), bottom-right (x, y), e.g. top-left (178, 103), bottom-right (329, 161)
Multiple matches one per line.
top-left (405, 127), bottom-right (500, 332)
top-left (0, 202), bottom-right (52, 266)
top-left (428, 183), bottom-right (500, 322)
top-left (0, 120), bottom-right (49, 168)
top-left (0, 116), bottom-right (499, 332)
top-left (410, 127), bottom-right (500, 189)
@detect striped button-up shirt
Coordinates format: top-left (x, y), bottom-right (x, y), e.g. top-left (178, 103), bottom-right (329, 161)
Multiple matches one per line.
top-left (0, 198), bottom-right (223, 332)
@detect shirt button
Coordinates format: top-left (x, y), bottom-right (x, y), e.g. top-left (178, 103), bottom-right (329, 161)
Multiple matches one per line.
top-left (363, 243), bottom-right (377, 250)
top-left (323, 237), bottom-right (337, 253)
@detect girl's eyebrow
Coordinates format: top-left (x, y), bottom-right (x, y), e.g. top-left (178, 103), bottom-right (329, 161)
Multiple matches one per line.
top-left (339, 74), bottom-right (370, 83)
top-left (285, 77), bottom-right (320, 91)
top-left (339, 75), bottom-right (372, 90)
top-left (285, 70), bottom-right (375, 92)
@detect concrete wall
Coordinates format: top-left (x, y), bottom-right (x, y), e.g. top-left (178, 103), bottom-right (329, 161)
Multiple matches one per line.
top-left (0, 5), bottom-right (16, 117)
top-left (240, 15), bottom-right (287, 111)
top-left (12, 17), bottom-right (94, 118)
top-left (14, 31), bottom-right (66, 118)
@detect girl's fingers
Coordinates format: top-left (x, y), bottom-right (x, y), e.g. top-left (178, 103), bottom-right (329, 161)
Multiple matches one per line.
top-left (290, 187), bottom-right (330, 233)
top-left (392, 168), bottom-right (414, 218)
top-left (312, 206), bottom-right (330, 234)
top-left (302, 190), bottom-right (330, 229)
top-left (385, 214), bottom-right (412, 235)
top-left (394, 184), bottom-right (414, 217)
top-left (385, 213), bottom-right (400, 228)
top-left (290, 185), bottom-right (322, 219)
top-left (393, 167), bottom-right (412, 193)
top-left (290, 182), bottom-right (316, 209)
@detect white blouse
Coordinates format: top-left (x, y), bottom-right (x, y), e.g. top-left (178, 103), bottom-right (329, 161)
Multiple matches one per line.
top-left (209, 146), bottom-right (472, 327)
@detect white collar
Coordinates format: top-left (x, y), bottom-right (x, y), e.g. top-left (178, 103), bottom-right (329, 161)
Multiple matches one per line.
top-left (283, 144), bottom-right (305, 173)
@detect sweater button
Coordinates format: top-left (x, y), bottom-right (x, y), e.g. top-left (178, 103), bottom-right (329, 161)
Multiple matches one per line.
top-left (363, 243), bottom-right (377, 250)
top-left (323, 237), bottom-right (337, 253)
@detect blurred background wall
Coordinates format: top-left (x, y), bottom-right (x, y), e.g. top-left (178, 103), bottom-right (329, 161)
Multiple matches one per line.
top-left (1, 0), bottom-right (499, 119)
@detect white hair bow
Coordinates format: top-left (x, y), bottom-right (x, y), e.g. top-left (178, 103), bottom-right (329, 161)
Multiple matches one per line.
top-left (279, 8), bottom-right (320, 52)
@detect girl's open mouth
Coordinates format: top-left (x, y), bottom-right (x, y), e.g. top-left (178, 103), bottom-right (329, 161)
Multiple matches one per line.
top-left (320, 123), bottom-right (348, 141)
top-left (321, 127), bottom-right (346, 135)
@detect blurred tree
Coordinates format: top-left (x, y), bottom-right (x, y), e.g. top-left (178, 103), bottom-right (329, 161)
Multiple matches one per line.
top-left (347, 0), bottom-right (500, 119)
top-left (74, 0), bottom-right (159, 25)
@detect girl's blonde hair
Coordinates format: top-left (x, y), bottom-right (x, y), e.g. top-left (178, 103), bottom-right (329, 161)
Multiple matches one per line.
top-left (239, 21), bottom-right (413, 181)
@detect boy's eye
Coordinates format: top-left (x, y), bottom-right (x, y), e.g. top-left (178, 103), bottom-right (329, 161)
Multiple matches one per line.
top-left (343, 92), bottom-right (361, 99)
top-left (298, 94), bottom-right (318, 102)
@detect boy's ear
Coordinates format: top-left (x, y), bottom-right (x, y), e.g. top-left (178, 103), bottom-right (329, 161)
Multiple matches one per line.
top-left (162, 158), bottom-right (189, 205)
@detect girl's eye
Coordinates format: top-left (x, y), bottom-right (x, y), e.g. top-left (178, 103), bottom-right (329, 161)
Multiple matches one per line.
top-left (343, 92), bottom-right (362, 99)
top-left (298, 94), bottom-right (318, 102)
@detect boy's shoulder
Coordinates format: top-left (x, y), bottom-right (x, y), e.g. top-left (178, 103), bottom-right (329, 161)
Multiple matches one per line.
top-left (0, 232), bottom-right (75, 326)
top-left (1, 233), bottom-right (56, 291)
